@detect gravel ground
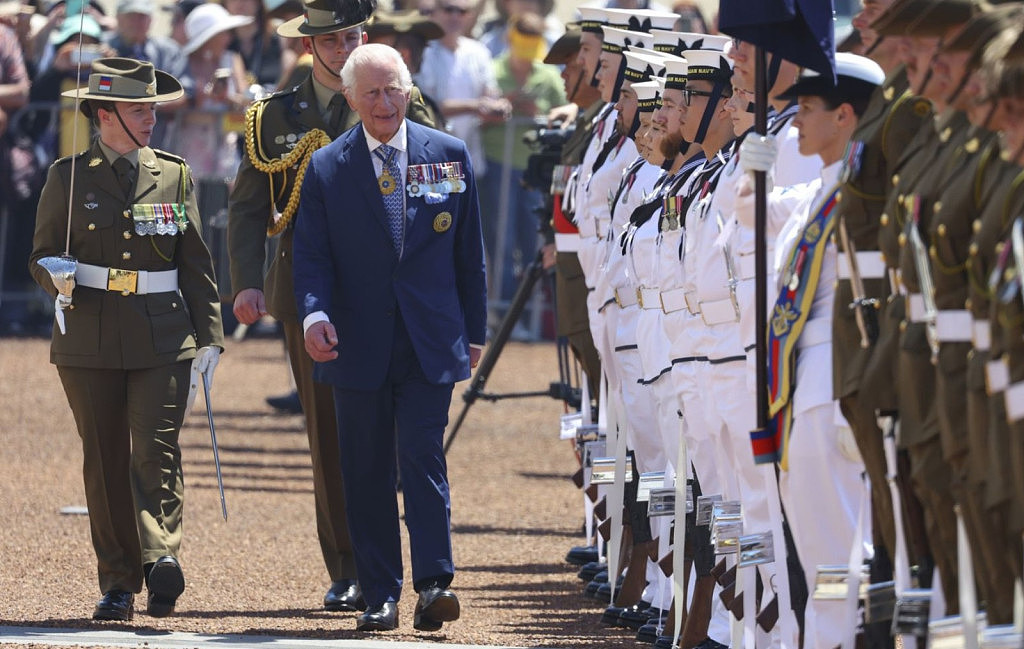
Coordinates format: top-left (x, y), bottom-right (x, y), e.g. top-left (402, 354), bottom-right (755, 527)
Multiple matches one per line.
top-left (0, 336), bottom-right (638, 648)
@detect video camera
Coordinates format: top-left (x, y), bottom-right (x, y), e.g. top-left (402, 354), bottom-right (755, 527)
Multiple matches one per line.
top-left (521, 119), bottom-right (575, 194)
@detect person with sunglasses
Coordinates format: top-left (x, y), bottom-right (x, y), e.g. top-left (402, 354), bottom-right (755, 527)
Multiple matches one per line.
top-left (416, 0), bottom-right (509, 187)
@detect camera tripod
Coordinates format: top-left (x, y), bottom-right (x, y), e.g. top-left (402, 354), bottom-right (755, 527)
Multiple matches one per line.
top-left (443, 247), bottom-right (582, 454)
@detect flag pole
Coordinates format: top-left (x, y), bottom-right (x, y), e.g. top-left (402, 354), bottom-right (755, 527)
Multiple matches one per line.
top-left (754, 46), bottom-right (768, 433)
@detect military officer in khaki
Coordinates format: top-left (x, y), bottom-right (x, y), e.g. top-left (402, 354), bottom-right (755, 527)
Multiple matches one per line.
top-left (226, 0), bottom-right (435, 612)
top-left (834, 0), bottom-right (933, 574)
top-left (922, 8), bottom-right (1023, 623)
top-left (29, 57), bottom-right (224, 622)
top-left (874, 0), bottom-right (981, 612)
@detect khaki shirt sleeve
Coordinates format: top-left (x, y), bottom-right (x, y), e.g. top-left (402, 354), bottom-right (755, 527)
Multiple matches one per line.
top-left (29, 161), bottom-right (72, 299)
top-left (177, 164), bottom-right (225, 350)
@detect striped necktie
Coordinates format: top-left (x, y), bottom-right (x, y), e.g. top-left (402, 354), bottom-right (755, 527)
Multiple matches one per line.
top-left (373, 143), bottom-right (404, 254)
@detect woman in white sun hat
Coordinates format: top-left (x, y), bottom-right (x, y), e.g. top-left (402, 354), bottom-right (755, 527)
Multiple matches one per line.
top-left (175, 2), bottom-right (252, 177)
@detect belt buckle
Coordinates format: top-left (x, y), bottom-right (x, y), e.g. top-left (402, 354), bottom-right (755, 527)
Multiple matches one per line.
top-left (636, 287), bottom-right (645, 308)
top-left (107, 268), bottom-right (138, 295)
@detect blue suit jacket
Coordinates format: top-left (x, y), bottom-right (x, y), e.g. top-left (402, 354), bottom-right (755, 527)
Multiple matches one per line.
top-left (293, 120), bottom-right (488, 390)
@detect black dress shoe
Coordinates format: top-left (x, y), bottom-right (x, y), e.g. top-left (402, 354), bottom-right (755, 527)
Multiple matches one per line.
top-left (691, 637), bottom-right (729, 649)
top-left (637, 622), bottom-right (662, 643)
top-left (601, 604), bottom-right (625, 625)
top-left (324, 579), bottom-right (366, 612)
top-left (266, 390), bottom-right (302, 414)
top-left (356, 601), bottom-right (398, 631)
top-left (414, 586), bottom-right (460, 631)
top-left (619, 603), bottom-right (658, 630)
top-left (595, 580), bottom-right (621, 601)
top-left (653, 634), bottom-right (676, 649)
top-left (566, 544), bottom-right (599, 565)
top-left (93, 590), bottom-right (134, 621)
top-left (577, 561), bottom-right (606, 581)
top-left (146, 556), bottom-right (185, 618)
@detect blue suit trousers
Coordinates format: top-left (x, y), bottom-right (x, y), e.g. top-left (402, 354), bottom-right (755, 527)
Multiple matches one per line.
top-left (331, 310), bottom-right (455, 607)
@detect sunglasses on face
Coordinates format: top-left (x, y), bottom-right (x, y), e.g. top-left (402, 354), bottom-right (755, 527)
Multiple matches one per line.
top-left (682, 88), bottom-right (715, 106)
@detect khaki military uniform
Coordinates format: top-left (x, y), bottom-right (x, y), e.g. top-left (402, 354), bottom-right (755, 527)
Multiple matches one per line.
top-left (967, 161), bottom-right (1024, 581)
top-left (880, 109), bottom-right (971, 611)
top-left (30, 141), bottom-right (224, 594)
top-left (991, 243), bottom-right (1024, 567)
top-left (926, 124), bottom-right (1019, 622)
top-left (227, 74), bottom-right (435, 584)
top-left (834, 67), bottom-right (930, 560)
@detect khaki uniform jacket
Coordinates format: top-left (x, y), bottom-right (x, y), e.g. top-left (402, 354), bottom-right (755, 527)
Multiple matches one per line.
top-left (228, 74), bottom-right (437, 321)
top-left (30, 141), bottom-right (224, 369)
top-left (833, 67), bottom-right (931, 399)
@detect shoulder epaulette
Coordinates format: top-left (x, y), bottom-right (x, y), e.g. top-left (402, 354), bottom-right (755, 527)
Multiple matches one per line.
top-left (153, 148), bottom-right (186, 164)
top-left (50, 151), bottom-right (89, 168)
top-left (256, 85), bottom-right (300, 104)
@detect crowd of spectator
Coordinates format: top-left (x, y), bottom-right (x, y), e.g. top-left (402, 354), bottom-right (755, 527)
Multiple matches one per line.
top-left (0, 0), bottom-right (710, 336)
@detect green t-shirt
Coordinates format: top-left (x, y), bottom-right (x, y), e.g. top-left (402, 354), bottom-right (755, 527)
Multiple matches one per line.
top-left (481, 55), bottom-right (566, 170)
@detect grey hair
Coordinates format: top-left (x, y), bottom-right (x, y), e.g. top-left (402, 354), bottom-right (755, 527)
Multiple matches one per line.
top-left (340, 43), bottom-right (414, 94)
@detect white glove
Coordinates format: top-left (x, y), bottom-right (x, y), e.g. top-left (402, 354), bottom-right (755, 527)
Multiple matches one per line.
top-left (185, 346), bottom-right (220, 416)
top-left (739, 134), bottom-right (777, 187)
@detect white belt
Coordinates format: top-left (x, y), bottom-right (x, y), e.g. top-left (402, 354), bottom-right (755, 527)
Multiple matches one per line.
top-left (684, 291), bottom-right (701, 315)
top-left (736, 254), bottom-right (757, 280)
top-left (935, 310), bottom-right (972, 342)
top-left (76, 263), bottom-right (179, 295)
top-left (638, 287), bottom-right (662, 310)
top-left (1005, 381), bottom-right (1024, 422)
top-left (986, 359), bottom-right (1009, 394)
top-left (577, 218), bottom-right (597, 239)
top-left (699, 297), bottom-right (739, 326)
top-left (614, 286), bottom-right (638, 308)
top-left (555, 232), bottom-right (580, 252)
top-left (972, 319), bottom-right (991, 351)
top-left (837, 251), bottom-right (887, 280)
top-left (595, 217), bottom-right (610, 240)
top-left (907, 293), bottom-right (928, 323)
top-left (660, 287), bottom-right (688, 314)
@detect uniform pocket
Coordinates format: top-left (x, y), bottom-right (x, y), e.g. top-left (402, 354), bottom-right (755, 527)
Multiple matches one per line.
top-left (146, 292), bottom-right (195, 355)
top-left (55, 293), bottom-right (102, 356)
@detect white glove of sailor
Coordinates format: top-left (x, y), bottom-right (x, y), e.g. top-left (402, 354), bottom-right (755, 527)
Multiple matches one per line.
top-left (734, 134), bottom-right (779, 223)
top-left (185, 346), bottom-right (221, 417)
top-left (738, 134), bottom-right (778, 192)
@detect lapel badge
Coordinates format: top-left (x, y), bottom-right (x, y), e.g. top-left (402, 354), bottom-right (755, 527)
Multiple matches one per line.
top-left (84, 202), bottom-right (98, 210)
top-left (433, 211), bottom-right (452, 233)
top-left (88, 157), bottom-right (102, 167)
top-left (143, 159), bottom-right (156, 169)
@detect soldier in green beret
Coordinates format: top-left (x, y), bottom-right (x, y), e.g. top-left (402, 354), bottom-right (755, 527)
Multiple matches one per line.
top-left (226, 0), bottom-right (436, 613)
top-left (29, 57), bottom-right (224, 622)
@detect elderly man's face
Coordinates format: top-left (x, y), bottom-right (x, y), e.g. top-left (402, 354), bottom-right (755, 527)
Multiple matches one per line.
top-left (346, 58), bottom-right (410, 142)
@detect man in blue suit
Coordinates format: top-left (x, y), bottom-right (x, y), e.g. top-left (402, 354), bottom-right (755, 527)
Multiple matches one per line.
top-left (292, 43), bottom-right (487, 633)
